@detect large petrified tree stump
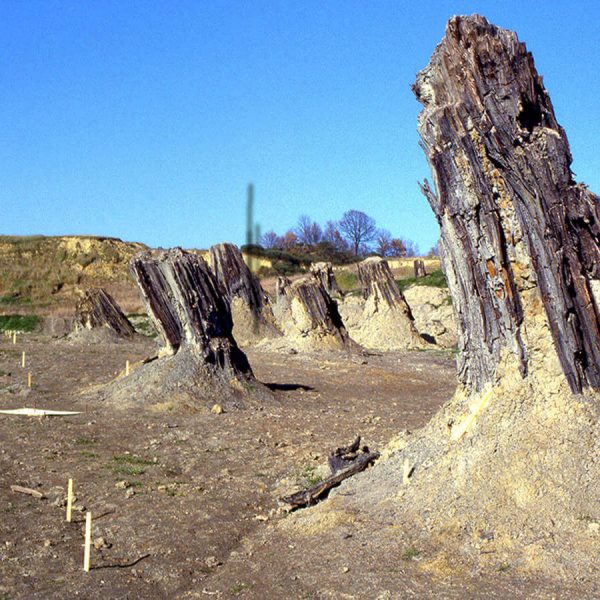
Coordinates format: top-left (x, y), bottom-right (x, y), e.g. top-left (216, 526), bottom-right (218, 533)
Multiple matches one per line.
top-left (209, 243), bottom-right (280, 345)
top-left (122, 248), bottom-right (256, 402)
top-left (415, 16), bottom-right (600, 394)
top-left (72, 288), bottom-right (135, 341)
top-left (273, 277), bottom-right (357, 351)
top-left (310, 262), bottom-right (343, 298)
top-left (340, 15), bottom-right (600, 578)
top-left (338, 257), bottom-right (426, 350)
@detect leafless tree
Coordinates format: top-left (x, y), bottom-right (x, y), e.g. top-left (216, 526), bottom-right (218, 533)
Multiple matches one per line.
top-left (295, 215), bottom-right (323, 245)
top-left (276, 230), bottom-right (298, 250)
top-left (375, 229), bottom-right (393, 256)
top-left (338, 210), bottom-right (377, 255)
top-left (402, 238), bottom-right (419, 257)
top-left (389, 238), bottom-right (406, 257)
top-left (260, 230), bottom-right (279, 249)
top-left (322, 220), bottom-right (348, 252)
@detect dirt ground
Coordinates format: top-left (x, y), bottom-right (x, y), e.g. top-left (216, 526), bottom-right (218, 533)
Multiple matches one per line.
top-left (0, 334), bottom-right (594, 599)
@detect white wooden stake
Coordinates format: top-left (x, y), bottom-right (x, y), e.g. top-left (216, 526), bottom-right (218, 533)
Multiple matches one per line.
top-left (83, 511), bottom-right (92, 572)
top-left (125, 360), bottom-right (130, 376)
top-left (66, 478), bottom-right (74, 522)
top-left (13, 332), bottom-right (16, 344)
top-left (21, 351), bottom-right (26, 368)
top-left (27, 372), bottom-right (32, 388)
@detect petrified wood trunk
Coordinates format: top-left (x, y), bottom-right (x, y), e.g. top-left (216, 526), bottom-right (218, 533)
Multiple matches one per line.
top-left (413, 259), bottom-right (427, 279)
top-left (209, 243), bottom-right (267, 315)
top-left (310, 262), bottom-right (343, 298)
top-left (274, 277), bottom-right (357, 351)
top-left (130, 248), bottom-right (253, 382)
top-left (342, 257), bottom-right (425, 350)
top-left (340, 18), bottom-right (600, 578)
top-left (414, 15), bottom-right (600, 394)
top-left (275, 275), bottom-right (291, 297)
top-left (74, 288), bottom-right (135, 338)
top-left (209, 243), bottom-right (280, 344)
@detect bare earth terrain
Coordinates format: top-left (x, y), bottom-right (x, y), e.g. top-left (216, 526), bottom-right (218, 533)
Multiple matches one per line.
top-left (0, 335), bottom-right (594, 599)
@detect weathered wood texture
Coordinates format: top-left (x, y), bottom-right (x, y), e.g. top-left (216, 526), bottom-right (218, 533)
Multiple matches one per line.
top-left (358, 257), bottom-right (414, 312)
top-left (275, 275), bottom-right (291, 297)
top-left (310, 262), bottom-right (343, 298)
top-left (281, 436), bottom-right (379, 509)
top-left (209, 243), bottom-right (268, 315)
top-left (414, 15), bottom-right (600, 393)
top-left (209, 242), bottom-right (280, 342)
top-left (275, 277), bottom-right (356, 349)
top-left (413, 259), bottom-right (427, 279)
top-left (74, 288), bottom-right (135, 338)
top-left (130, 248), bottom-right (252, 379)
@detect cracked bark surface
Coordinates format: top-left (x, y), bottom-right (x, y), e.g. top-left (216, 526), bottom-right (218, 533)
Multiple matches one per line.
top-left (130, 247), bottom-right (253, 383)
top-left (209, 243), bottom-right (280, 344)
top-left (274, 277), bottom-right (357, 351)
top-left (310, 262), bottom-right (343, 298)
top-left (414, 14), bottom-right (600, 393)
top-left (73, 288), bottom-right (135, 339)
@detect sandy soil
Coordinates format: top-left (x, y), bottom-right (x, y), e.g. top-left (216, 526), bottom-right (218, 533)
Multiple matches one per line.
top-left (0, 334), bottom-right (593, 599)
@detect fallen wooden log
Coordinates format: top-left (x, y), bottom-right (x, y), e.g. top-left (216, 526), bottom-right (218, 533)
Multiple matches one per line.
top-left (281, 439), bottom-right (379, 509)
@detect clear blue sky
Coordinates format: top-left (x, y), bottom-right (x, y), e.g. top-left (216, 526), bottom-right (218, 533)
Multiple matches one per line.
top-left (2, 1), bottom-right (599, 253)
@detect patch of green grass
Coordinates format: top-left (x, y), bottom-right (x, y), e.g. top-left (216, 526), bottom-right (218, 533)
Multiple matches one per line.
top-left (401, 546), bottom-right (420, 561)
top-left (335, 270), bottom-right (359, 293)
top-left (112, 454), bottom-right (153, 465)
top-left (300, 466), bottom-right (323, 487)
top-left (81, 451), bottom-right (99, 459)
top-left (129, 480), bottom-right (143, 488)
top-left (75, 436), bottom-right (96, 446)
top-left (111, 465), bottom-right (147, 476)
top-left (0, 294), bottom-right (31, 305)
top-left (0, 315), bottom-right (40, 332)
top-left (230, 582), bottom-right (253, 595)
top-left (497, 563), bottom-right (510, 572)
top-left (109, 454), bottom-right (153, 476)
top-left (396, 268), bottom-right (448, 292)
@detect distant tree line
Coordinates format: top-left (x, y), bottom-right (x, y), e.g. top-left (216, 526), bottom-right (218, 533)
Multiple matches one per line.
top-left (259, 210), bottom-right (437, 259)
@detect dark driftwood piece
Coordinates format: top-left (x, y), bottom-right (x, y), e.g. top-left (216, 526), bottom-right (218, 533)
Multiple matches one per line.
top-left (310, 262), bottom-right (343, 298)
top-left (413, 259), bottom-right (427, 279)
top-left (414, 15), bottom-right (600, 393)
top-left (130, 248), bottom-right (252, 381)
top-left (74, 289), bottom-right (135, 338)
top-left (281, 437), bottom-right (379, 509)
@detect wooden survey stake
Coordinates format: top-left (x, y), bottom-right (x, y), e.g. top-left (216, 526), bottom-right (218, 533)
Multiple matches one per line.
top-left (27, 372), bottom-right (32, 388)
top-left (21, 351), bottom-right (25, 368)
top-left (125, 359), bottom-right (130, 376)
top-left (83, 511), bottom-right (92, 572)
top-left (66, 478), bottom-right (73, 522)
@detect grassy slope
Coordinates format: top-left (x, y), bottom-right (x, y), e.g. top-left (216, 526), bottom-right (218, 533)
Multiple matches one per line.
top-left (0, 235), bottom-right (148, 315)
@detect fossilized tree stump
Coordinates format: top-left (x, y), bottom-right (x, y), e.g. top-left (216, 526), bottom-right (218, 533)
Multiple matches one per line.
top-left (208, 243), bottom-right (280, 344)
top-left (273, 277), bottom-right (357, 351)
top-left (73, 288), bottom-right (135, 340)
top-left (414, 15), bottom-right (600, 394)
top-left (130, 248), bottom-right (254, 386)
top-left (341, 15), bottom-right (600, 578)
top-left (275, 275), bottom-right (291, 298)
top-left (413, 259), bottom-right (427, 279)
top-left (338, 257), bottom-right (425, 350)
top-left (310, 262), bottom-right (343, 298)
